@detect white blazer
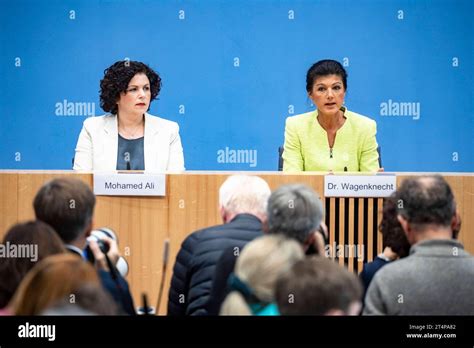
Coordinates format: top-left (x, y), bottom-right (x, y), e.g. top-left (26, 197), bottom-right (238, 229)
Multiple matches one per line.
top-left (73, 113), bottom-right (185, 172)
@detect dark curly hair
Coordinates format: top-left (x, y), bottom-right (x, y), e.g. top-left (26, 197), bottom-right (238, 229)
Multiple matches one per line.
top-left (100, 60), bottom-right (161, 115)
top-left (379, 194), bottom-right (410, 258)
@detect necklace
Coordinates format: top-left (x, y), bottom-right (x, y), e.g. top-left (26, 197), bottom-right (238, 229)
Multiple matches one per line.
top-left (119, 126), bottom-right (142, 139)
top-left (118, 118), bottom-right (144, 139)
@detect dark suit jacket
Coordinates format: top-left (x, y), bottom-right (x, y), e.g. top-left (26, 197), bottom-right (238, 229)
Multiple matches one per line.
top-left (167, 214), bottom-right (263, 316)
top-left (66, 247), bottom-right (136, 315)
top-left (360, 256), bottom-right (390, 296)
top-left (205, 245), bottom-right (241, 315)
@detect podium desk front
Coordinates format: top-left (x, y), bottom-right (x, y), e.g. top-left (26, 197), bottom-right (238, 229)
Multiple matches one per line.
top-left (0, 171), bottom-right (472, 314)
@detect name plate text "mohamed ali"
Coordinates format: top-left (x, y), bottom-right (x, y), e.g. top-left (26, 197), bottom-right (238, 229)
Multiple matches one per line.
top-left (324, 175), bottom-right (396, 198)
top-left (93, 173), bottom-right (166, 196)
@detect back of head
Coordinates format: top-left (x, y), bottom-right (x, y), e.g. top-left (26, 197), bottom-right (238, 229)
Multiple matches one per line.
top-left (0, 221), bottom-right (66, 308)
top-left (379, 194), bottom-right (410, 258)
top-left (220, 235), bottom-right (304, 315)
top-left (33, 178), bottom-right (96, 244)
top-left (41, 283), bottom-right (120, 315)
top-left (11, 253), bottom-right (100, 315)
top-left (219, 175), bottom-right (271, 218)
top-left (276, 257), bottom-right (362, 315)
top-left (267, 184), bottom-right (324, 244)
top-left (41, 303), bottom-right (96, 316)
top-left (396, 175), bottom-right (456, 232)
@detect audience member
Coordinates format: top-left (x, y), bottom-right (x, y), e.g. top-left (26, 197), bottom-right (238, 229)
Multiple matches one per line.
top-left (0, 221), bottom-right (66, 312)
top-left (276, 256), bottom-right (363, 315)
top-left (206, 183), bottom-right (325, 315)
top-left (220, 235), bottom-right (304, 315)
top-left (364, 175), bottom-right (474, 315)
top-left (33, 177), bottom-right (135, 315)
top-left (10, 254), bottom-right (100, 315)
top-left (41, 283), bottom-right (120, 315)
top-left (168, 175), bottom-right (271, 315)
top-left (359, 194), bottom-right (410, 294)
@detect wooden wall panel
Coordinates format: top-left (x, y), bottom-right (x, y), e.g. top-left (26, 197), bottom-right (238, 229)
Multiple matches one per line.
top-left (0, 173), bottom-right (18, 234)
top-left (95, 194), bottom-right (168, 314)
top-left (460, 176), bottom-right (474, 252)
top-left (329, 198), bottom-right (336, 260)
top-left (367, 199), bottom-right (374, 262)
top-left (348, 198), bottom-right (355, 272)
top-left (338, 198), bottom-right (345, 266)
top-left (357, 198), bottom-right (365, 273)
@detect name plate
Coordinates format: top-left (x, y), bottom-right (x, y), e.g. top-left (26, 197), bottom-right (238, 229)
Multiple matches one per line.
top-left (93, 173), bottom-right (166, 196)
top-left (324, 175), bottom-right (396, 198)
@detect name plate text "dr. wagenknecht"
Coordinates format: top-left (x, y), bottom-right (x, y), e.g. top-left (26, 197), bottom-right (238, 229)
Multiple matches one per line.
top-left (325, 175), bottom-right (396, 198)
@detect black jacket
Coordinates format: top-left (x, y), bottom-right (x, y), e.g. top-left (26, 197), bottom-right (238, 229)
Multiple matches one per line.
top-left (66, 247), bottom-right (136, 315)
top-left (167, 214), bottom-right (263, 316)
top-left (205, 245), bottom-right (240, 315)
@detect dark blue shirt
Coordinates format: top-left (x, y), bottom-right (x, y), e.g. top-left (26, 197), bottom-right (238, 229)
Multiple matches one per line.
top-left (116, 134), bottom-right (145, 170)
top-left (360, 256), bottom-right (391, 295)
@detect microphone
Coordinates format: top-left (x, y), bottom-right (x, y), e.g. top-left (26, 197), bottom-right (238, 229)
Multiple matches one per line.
top-left (156, 239), bottom-right (170, 314)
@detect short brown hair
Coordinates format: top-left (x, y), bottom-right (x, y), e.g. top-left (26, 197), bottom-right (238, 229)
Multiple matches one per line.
top-left (396, 175), bottom-right (456, 230)
top-left (276, 257), bottom-right (362, 315)
top-left (33, 178), bottom-right (96, 244)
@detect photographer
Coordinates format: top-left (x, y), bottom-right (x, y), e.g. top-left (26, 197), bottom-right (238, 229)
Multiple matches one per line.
top-left (33, 178), bottom-right (135, 315)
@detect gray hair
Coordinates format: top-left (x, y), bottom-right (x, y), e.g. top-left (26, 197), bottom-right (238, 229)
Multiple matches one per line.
top-left (219, 175), bottom-right (271, 217)
top-left (267, 184), bottom-right (324, 244)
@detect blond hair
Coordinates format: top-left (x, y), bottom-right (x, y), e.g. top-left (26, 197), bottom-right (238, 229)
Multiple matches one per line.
top-left (220, 235), bottom-right (304, 315)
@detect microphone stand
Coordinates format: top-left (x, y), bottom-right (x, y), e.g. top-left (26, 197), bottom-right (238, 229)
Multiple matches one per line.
top-left (156, 239), bottom-right (170, 315)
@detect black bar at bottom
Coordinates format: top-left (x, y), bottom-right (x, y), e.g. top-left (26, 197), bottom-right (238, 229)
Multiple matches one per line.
top-left (0, 315), bottom-right (473, 346)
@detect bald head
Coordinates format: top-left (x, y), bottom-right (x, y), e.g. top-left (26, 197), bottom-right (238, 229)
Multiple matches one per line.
top-left (396, 175), bottom-right (456, 232)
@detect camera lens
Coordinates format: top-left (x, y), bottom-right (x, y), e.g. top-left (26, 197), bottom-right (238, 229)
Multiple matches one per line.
top-left (97, 239), bottom-right (110, 254)
top-left (84, 234), bottom-right (109, 263)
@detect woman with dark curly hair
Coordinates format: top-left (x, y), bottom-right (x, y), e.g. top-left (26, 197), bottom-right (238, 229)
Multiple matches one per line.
top-left (73, 60), bottom-right (185, 171)
top-left (359, 194), bottom-right (410, 295)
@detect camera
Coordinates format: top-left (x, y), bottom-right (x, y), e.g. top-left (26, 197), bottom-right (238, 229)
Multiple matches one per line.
top-left (84, 227), bottom-right (129, 277)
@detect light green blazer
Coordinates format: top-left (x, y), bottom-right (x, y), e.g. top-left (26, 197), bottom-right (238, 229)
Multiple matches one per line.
top-left (283, 108), bottom-right (380, 172)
